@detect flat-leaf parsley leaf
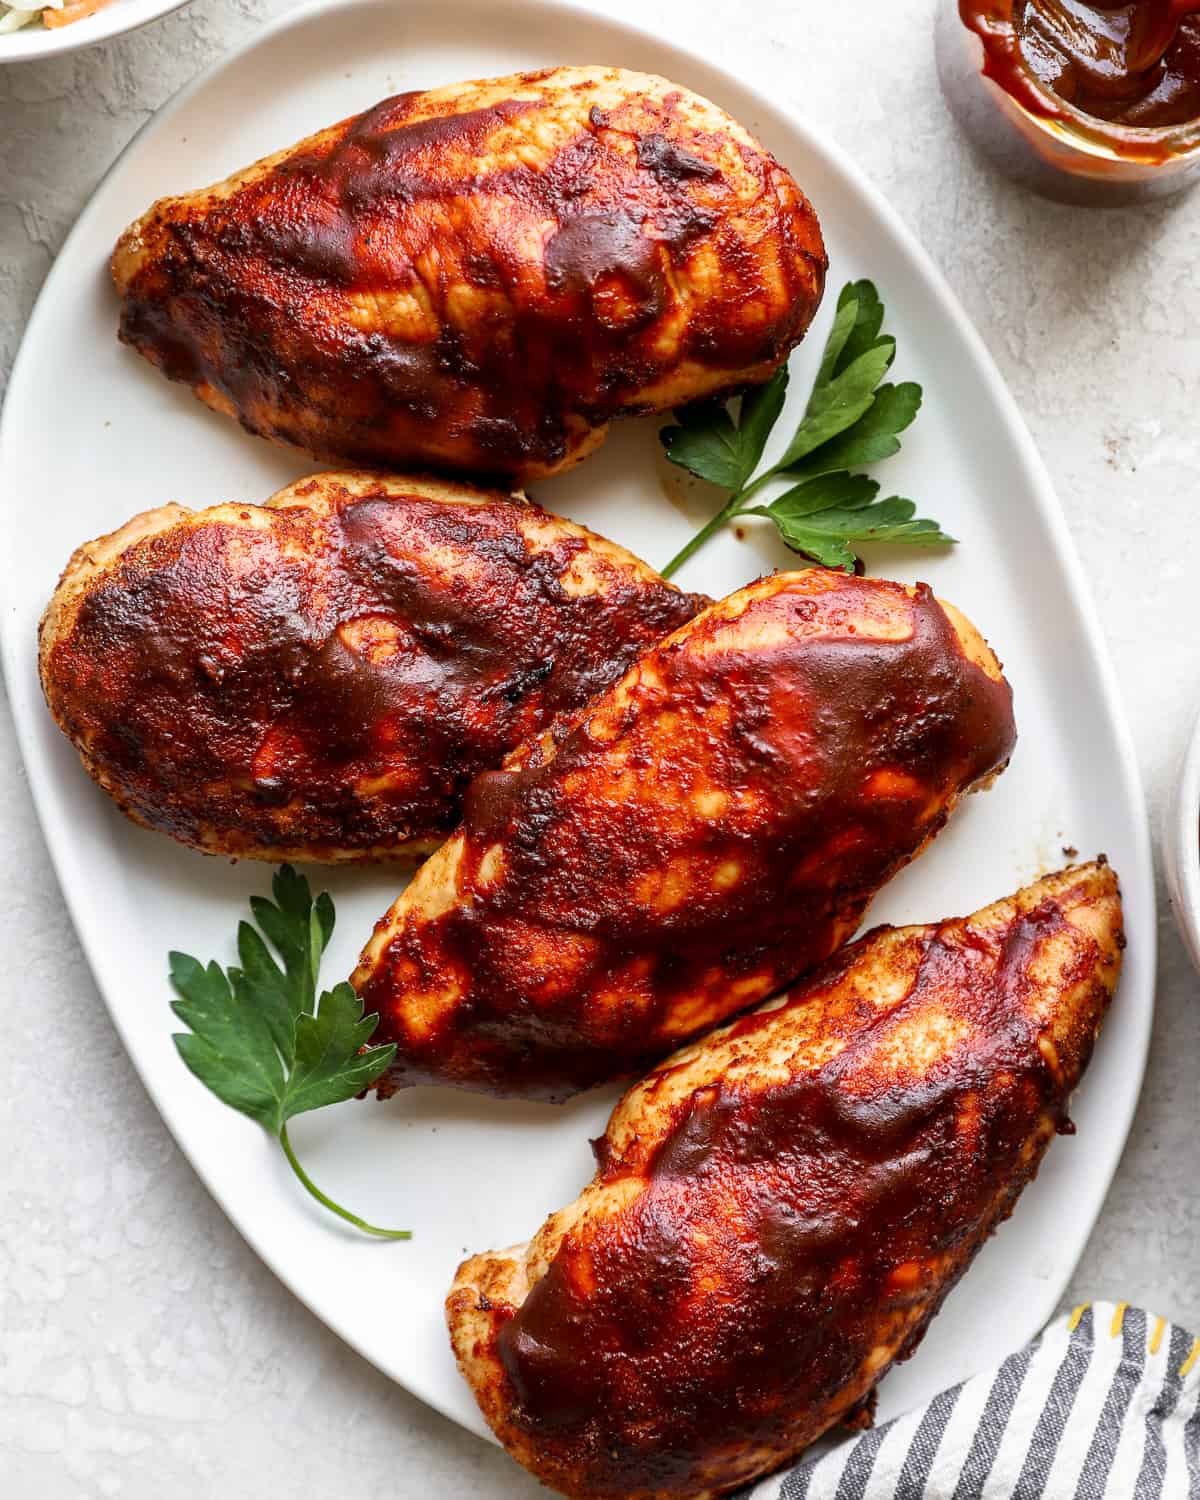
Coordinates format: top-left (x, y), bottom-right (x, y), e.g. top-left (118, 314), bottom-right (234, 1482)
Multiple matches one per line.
top-left (658, 280), bottom-right (952, 578)
top-left (170, 866), bottom-right (408, 1240)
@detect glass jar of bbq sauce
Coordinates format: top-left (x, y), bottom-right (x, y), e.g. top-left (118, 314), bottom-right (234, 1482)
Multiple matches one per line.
top-left (937, 1), bottom-right (1200, 202)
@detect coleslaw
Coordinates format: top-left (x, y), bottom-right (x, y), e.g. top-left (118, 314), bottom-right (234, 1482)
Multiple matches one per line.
top-left (0, 0), bottom-right (112, 31)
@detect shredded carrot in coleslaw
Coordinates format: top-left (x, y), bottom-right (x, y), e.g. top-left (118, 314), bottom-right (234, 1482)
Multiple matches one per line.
top-left (43, 0), bottom-right (112, 26)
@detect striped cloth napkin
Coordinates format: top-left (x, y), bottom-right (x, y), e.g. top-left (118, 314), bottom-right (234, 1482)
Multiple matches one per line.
top-left (747, 1302), bottom-right (1200, 1498)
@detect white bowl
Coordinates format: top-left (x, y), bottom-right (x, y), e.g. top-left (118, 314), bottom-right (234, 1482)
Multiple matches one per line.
top-left (0, 0), bottom-right (191, 62)
top-left (1165, 701), bottom-right (1200, 975)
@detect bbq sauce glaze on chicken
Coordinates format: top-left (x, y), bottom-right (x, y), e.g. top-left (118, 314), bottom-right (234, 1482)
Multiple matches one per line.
top-left (39, 472), bottom-right (706, 862)
top-left (448, 863), bottom-right (1123, 1500)
top-left (112, 66), bottom-right (827, 483)
top-left (355, 571), bottom-right (1017, 1100)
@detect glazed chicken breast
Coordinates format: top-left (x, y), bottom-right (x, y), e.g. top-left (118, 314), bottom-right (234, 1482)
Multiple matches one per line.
top-left (111, 66), bottom-right (827, 483)
top-left (354, 570), bottom-right (1017, 1098)
top-left (38, 471), bottom-right (704, 862)
top-left (448, 862), bottom-right (1123, 1500)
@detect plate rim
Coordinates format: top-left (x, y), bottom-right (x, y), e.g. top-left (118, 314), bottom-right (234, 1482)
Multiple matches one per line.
top-left (0, 0), bottom-right (1157, 1439)
top-left (0, 0), bottom-right (193, 64)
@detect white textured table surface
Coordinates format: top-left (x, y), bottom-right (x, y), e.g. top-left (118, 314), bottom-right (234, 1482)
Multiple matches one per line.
top-left (2, 1), bottom-right (1199, 1493)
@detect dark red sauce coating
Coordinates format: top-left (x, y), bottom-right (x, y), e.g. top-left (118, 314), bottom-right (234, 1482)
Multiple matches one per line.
top-left (112, 68), bottom-right (827, 482)
top-left (40, 479), bottom-right (705, 859)
top-left (361, 574), bottom-right (1017, 1099)
top-left (962, 0), bottom-right (1200, 133)
top-left (491, 888), bottom-right (1111, 1496)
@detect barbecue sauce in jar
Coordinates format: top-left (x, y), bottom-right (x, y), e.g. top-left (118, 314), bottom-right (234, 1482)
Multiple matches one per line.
top-left (939, 0), bottom-right (1200, 199)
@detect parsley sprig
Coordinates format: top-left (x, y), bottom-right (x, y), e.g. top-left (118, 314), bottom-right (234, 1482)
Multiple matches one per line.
top-left (169, 866), bottom-right (408, 1240)
top-left (658, 280), bottom-right (954, 578)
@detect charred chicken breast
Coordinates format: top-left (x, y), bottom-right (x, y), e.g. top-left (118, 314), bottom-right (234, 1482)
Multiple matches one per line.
top-left (354, 570), bottom-right (1017, 1098)
top-left (112, 66), bottom-right (827, 483)
top-left (448, 862), bottom-right (1123, 1500)
top-left (39, 471), bottom-right (704, 862)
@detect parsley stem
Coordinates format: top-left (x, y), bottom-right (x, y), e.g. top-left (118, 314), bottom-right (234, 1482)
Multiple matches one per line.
top-left (660, 495), bottom-right (744, 580)
top-left (659, 469), bottom-right (784, 580)
top-left (278, 1123), bottom-right (411, 1240)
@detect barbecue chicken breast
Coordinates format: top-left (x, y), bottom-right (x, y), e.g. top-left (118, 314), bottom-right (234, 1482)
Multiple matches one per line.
top-left (38, 471), bottom-right (704, 863)
top-left (111, 66), bottom-right (827, 483)
top-left (447, 862), bottom-right (1123, 1500)
top-left (354, 570), bottom-right (1017, 1098)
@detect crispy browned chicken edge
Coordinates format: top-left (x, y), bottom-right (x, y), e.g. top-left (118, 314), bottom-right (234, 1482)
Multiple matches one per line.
top-left (38, 473), bottom-right (527, 864)
top-left (109, 65), bottom-right (828, 484)
top-left (443, 859), bottom-right (1122, 1500)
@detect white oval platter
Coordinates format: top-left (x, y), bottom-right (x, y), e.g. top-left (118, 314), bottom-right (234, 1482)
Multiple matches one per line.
top-left (0, 0), bottom-right (1155, 1446)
